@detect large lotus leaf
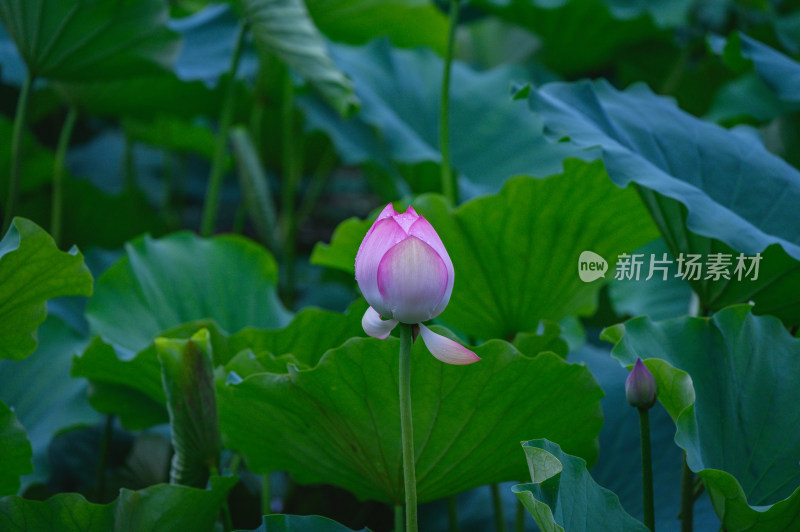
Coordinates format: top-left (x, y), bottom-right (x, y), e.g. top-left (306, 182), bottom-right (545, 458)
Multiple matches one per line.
top-left (0, 400), bottom-right (32, 496)
top-left (0, 476), bottom-right (236, 531)
top-left (709, 32), bottom-right (800, 106)
top-left (74, 302), bottom-right (366, 430)
top-left (602, 305), bottom-right (800, 531)
top-left (0, 0), bottom-right (180, 81)
top-left (168, 3), bottom-right (258, 87)
top-left (217, 332), bottom-right (604, 504)
top-left (242, 514), bottom-right (370, 531)
top-left (529, 79), bottom-right (800, 324)
top-left (512, 439), bottom-right (649, 532)
top-left (471, 0), bottom-right (682, 75)
top-left (312, 159), bottom-right (658, 340)
top-left (227, 299), bottom-right (367, 367)
top-left (305, 0), bottom-right (448, 52)
top-left (608, 239), bottom-right (693, 321)
top-left (233, 0), bottom-right (358, 117)
top-left (0, 315), bottom-right (98, 487)
top-left (86, 231), bottom-right (290, 354)
top-left (0, 218), bottom-right (93, 361)
top-left (296, 39), bottom-right (588, 200)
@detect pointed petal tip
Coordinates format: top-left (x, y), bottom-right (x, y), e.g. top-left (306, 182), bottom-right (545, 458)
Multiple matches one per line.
top-left (419, 323), bottom-right (481, 365)
top-left (362, 306), bottom-right (398, 339)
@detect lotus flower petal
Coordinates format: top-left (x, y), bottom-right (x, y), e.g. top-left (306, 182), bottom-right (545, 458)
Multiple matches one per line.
top-left (377, 236), bottom-right (448, 323)
top-left (418, 323), bottom-right (481, 365)
top-left (408, 216), bottom-right (455, 318)
top-left (362, 306), bottom-right (398, 339)
top-left (355, 217), bottom-right (409, 317)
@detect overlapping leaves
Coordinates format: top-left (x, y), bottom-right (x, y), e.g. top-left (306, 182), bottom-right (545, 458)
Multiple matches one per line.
top-left (529, 79), bottom-right (800, 324)
top-left (0, 476), bottom-right (236, 531)
top-left (603, 305), bottom-right (800, 531)
top-left (513, 439), bottom-right (649, 532)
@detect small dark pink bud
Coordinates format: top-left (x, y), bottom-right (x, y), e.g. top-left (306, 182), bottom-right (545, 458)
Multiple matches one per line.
top-left (626, 358), bottom-right (658, 409)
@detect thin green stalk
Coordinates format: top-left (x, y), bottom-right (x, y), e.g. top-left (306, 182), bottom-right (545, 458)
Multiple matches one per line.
top-left (210, 465), bottom-right (233, 532)
top-left (4, 72), bottom-right (34, 233)
top-left (680, 455), bottom-right (694, 532)
top-left (296, 144), bottom-right (336, 227)
top-left (515, 498), bottom-right (525, 532)
top-left (280, 71), bottom-right (303, 307)
top-left (491, 484), bottom-right (506, 532)
top-left (51, 106), bottom-right (78, 246)
top-left (94, 414), bottom-right (114, 501)
top-left (262, 473), bottom-right (271, 516)
top-left (439, 0), bottom-right (460, 205)
top-left (399, 324), bottom-right (418, 532)
top-left (447, 495), bottom-right (460, 532)
top-left (200, 23), bottom-right (246, 236)
top-left (639, 408), bottom-right (655, 531)
top-left (394, 504), bottom-right (403, 532)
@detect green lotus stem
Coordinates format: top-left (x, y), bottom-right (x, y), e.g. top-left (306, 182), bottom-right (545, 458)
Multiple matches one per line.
top-left (51, 106), bottom-right (78, 246)
top-left (439, 0), bottom-right (460, 205)
top-left (296, 143), bottom-right (336, 228)
top-left (210, 465), bottom-right (233, 532)
top-left (200, 23), bottom-right (246, 237)
top-left (399, 323), bottom-right (418, 532)
top-left (638, 408), bottom-right (655, 531)
top-left (94, 414), bottom-right (114, 501)
top-left (262, 472), bottom-right (271, 515)
top-left (4, 72), bottom-right (34, 233)
top-left (394, 504), bottom-right (403, 532)
top-left (515, 498), bottom-right (525, 532)
top-left (680, 455), bottom-right (694, 532)
top-left (491, 483), bottom-right (506, 532)
top-left (447, 495), bottom-right (459, 532)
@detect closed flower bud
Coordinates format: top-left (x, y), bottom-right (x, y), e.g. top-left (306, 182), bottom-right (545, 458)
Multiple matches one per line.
top-left (355, 204), bottom-right (479, 365)
top-left (626, 358), bottom-right (658, 409)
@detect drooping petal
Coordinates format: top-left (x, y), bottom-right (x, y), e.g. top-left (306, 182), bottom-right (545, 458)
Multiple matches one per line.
top-left (362, 306), bottom-right (398, 339)
top-left (355, 217), bottom-right (409, 316)
top-left (408, 215), bottom-right (455, 318)
top-left (418, 323), bottom-right (481, 365)
top-left (377, 236), bottom-right (448, 323)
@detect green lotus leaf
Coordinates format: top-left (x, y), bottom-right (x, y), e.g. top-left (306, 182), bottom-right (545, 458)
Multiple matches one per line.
top-left (512, 439), bottom-right (648, 532)
top-left (0, 315), bottom-right (98, 487)
top-left (529, 79), bottom-right (800, 325)
top-left (0, 0), bottom-right (180, 81)
top-left (74, 302), bottom-right (365, 430)
top-left (0, 217), bottom-right (92, 361)
top-left (0, 476), bottom-right (236, 531)
top-left (602, 305), bottom-right (800, 531)
top-left (217, 331), bottom-right (603, 504)
top-left (0, 400), bottom-right (32, 496)
top-left (297, 39), bottom-right (588, 199)
top-left (240, 514), bottom-right (371, 531)
top-left (86, 231), bottom-right (290, 353)
top-left (233, 0), bottom-right (358, 116)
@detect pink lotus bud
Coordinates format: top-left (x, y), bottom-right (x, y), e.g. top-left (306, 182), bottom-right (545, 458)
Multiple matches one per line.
top-left (626, 358), bottom-right (658, 409)
top-left (356, 204), bottom-right (479, 365)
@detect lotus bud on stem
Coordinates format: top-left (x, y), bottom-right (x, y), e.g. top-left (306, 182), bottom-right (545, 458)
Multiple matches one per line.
top-left (626, 358), bottom-right (658, 531)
